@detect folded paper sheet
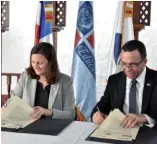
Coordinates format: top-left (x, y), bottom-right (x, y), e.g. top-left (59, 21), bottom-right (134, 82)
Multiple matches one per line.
top-left (1, 96), bottom-right (36, 129)
top-left (90, 109), bottom-right (140, 141)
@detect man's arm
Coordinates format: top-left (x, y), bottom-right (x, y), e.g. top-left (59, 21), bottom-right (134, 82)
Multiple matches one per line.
top-left (91, 76), bottom-right (112, 120)
top-left (149, 81), bottom-right (157, 126)
top-left (143, 114), bottom-right (156, 127)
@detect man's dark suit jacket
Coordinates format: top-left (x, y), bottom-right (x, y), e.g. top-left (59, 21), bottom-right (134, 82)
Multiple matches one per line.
top-left (91, 67), bottom-right (157, 123)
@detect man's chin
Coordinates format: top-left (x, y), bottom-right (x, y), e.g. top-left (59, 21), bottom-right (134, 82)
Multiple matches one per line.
top-left (127, 75), bottom-right (136, 79)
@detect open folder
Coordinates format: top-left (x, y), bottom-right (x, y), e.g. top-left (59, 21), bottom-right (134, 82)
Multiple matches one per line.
top-left (1, 96), bottom-right (36, 129)
top-left (86, 109), bottom-right (140, 144)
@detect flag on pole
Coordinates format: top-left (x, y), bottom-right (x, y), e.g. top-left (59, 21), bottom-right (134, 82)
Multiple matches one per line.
top-left (72, 1), bottom-right (96, 121)
top-left (106, 1), bottom-right (134, 78)
top-left (34, 1), bottom-right (54, 45)
top-left (123, 1), bottom-right (134, 44)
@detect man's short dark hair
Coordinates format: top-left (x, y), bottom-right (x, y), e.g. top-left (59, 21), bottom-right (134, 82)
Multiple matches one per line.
top-left (122, 40), bottom-right (147, 59)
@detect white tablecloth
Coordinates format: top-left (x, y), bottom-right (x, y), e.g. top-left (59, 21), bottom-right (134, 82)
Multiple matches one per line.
top-left (1, 121), bottom-right (108, 144)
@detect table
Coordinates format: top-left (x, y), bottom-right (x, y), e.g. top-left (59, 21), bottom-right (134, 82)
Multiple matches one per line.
top-left (2, 118), bottom-right (72, 136)
top-left (60, 121), bottom-right (157, 144)
top-left (2, 120), bottom-right (157, 144)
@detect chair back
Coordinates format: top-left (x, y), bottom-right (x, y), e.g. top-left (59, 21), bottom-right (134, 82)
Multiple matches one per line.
top-left (1, 73), bottom-right (21, 106)
top-left (75, 105), bottom-right (87, 121)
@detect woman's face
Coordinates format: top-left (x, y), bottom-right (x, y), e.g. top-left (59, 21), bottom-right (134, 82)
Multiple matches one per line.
top-left (31, 54), bottom-right (48, 77)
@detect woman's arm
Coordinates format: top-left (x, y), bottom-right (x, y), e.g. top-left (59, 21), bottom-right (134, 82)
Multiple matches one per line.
top-left (11, 71), bottom-right (26, 98)
top-left (52, 76), bottom-right (75, 120)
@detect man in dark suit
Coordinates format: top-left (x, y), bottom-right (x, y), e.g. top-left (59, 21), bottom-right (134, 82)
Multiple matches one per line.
top-left (91, 40), bottom-right (157, 128)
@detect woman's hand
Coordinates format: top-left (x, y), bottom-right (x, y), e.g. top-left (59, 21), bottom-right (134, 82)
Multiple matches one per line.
top-left (30, 106), bottom-right (53, 119)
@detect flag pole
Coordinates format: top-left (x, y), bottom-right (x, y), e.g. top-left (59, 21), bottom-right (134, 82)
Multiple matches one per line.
top-left (52, 27), bottom-right (58, 53)
top-left (52, 1), bottom-right (66, 54)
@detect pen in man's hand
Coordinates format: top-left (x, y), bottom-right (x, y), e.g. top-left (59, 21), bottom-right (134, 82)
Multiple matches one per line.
top-left (97, 106), bottom-right (101, 112)
top-left (97, 106), bottom-right (106, 119)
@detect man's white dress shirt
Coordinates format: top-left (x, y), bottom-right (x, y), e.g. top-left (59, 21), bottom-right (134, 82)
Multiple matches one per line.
top-left (123, 67), bottom-right (155, 127)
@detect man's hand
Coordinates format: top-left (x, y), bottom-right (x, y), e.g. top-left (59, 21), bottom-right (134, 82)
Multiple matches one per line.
top-left (122, 113), bottom-right (147, 128)
top-left (30, 106), bottom-right (52, 119)
top-left (92, 111), bottom-right (107, 125)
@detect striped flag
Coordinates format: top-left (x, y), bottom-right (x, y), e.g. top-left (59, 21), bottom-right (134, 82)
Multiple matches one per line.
top-left (71, 1), bottom-right (96, 121)
top-left (106, 1), bottom-right (134, 78)
top-left (34, 1), bottom-right (54, 45)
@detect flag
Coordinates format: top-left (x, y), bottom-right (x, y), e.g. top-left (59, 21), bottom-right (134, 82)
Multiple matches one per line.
top-left (34, 1), bottom-right (54, 45)
top-left (71, 1), bottom-right (96, 121)
top-left (106, 1), bottom-right (134, 78)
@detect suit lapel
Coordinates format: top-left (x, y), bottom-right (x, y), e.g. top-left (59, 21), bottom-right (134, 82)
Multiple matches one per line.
top-left (28, 79), bottom-right (37, 107)
top-left (117, 73), bottom-right (126, 111)
top-left (142, 68), bottom-right (153, 113)
top-left (48, 82), bottom-right (60, 109)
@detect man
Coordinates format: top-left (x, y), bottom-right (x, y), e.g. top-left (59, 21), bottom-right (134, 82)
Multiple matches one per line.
top-left (91, 40), bottom-right (157, 128)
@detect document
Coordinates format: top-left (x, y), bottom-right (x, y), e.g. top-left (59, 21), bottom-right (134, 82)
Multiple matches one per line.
top-left (1, 96), bottom-right (36, 129)
top-left (90, 109), bottom-right (140, 141)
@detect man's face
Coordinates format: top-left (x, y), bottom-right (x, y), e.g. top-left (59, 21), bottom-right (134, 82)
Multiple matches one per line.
top-left (120, 49), bottom-right (147, 79)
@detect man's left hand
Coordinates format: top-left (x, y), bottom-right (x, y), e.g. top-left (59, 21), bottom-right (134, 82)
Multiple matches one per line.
top-left (122, 113), bottom-right (147, 128)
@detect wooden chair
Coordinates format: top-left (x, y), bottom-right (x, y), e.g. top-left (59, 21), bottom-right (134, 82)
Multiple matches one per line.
top-left (74, 105), bottom-right (87, 121)
top-left (1, 73), bottom-right (21, 106)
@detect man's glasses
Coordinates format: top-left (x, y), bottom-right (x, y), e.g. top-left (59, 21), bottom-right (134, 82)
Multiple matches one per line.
top-left (120, 58), bottom-right (145, 69)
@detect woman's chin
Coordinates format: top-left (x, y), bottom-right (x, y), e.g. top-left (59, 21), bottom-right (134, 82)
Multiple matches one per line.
top-left (35, 71), bottom-right (42, 75)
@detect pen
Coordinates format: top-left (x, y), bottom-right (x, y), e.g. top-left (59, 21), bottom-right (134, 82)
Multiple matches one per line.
top-left (97, 106), bottom-right (101, 112)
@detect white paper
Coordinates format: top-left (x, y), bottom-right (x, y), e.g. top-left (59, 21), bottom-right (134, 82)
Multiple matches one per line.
top-left (91, 109), bottom-right (140, 141)
top-left (1, 96), bottom-right (36, 129)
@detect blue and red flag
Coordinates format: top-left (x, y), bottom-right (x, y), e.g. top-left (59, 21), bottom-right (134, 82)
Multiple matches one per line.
top-left (71, 1), bottom-right (96, 121)
top-left (34, 1), bottom-right (54, 45)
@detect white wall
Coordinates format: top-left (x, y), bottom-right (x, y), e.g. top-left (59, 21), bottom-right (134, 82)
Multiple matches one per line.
top-left (2, 1), bottom-right (157, 100)
top-left (2, 1), bottom-right (38, 73)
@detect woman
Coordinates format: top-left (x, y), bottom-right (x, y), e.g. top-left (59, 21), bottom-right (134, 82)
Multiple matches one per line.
top-left (11, 42), bottom-right (75, 120)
